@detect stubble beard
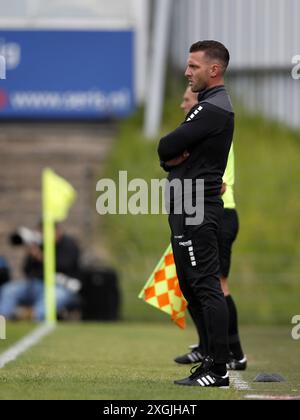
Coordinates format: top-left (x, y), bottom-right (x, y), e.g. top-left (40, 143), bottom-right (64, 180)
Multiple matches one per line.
top-left (190, 79), bottom-right (208, 93)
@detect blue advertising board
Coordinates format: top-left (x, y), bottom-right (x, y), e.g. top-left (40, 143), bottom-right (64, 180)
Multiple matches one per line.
top-left (0, 30), bottom-right (134, 118)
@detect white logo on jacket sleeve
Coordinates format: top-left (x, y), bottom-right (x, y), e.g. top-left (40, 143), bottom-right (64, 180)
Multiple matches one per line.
top-left (186, 105), bottom-right (203, 122)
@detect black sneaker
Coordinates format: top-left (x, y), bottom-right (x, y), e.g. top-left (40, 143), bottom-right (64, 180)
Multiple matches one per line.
top-left (174, 348), bottom-right (204, 365)
top-left (174, 356), bottom-right (214, 385)
top-left (227, 356), bottom-right (247, 371)
top-left (174, 357), bottom-right (229, 388)
top-left (189, 343), bottom-right (200, 350)
top-left (191, 371), bottom-right (230, 388)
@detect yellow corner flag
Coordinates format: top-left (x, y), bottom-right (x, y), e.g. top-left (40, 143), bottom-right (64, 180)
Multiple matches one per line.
top-left (139, 244), bottom-right (187, 328)
top-left (42, 169), bottom-right (76, 324)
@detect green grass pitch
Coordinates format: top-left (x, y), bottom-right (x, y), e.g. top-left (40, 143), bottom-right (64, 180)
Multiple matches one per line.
top-left (0, 322), bottom-right (299, 400)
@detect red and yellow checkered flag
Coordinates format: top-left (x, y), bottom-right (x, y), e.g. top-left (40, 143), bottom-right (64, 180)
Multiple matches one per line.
top-left (139, 244), bottom-right (187, 328)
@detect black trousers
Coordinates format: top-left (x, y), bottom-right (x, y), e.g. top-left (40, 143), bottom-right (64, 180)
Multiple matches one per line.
top-left (219, 208), bottom-right (239, 278)
top-left (169, 200), bottom-right (229, 364)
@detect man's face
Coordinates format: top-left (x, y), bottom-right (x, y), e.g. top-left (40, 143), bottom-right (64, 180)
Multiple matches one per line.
top-left (180, 87), bottom-right (198, 115)
top-left (185, 51), bottom-right (214, 92)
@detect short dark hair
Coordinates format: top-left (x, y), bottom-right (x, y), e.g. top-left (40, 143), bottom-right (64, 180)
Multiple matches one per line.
top-left (189, 40), bottom-right (230, 73)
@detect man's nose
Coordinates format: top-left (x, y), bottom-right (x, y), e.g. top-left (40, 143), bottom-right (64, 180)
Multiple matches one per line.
top-left (184, 67), bottom-right (191, 77)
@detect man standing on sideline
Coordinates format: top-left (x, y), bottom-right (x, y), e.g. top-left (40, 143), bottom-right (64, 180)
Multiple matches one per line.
top-left (158, 41), bottom-right (234, 387)
top-left (174, 86), bottom-right (246, 371)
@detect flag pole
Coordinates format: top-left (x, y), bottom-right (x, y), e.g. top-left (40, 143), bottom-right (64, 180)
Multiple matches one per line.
top-left (43, 169), bottom-right (57, 324)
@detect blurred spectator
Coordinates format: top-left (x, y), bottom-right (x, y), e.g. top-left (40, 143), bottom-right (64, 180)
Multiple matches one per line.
top-left (0, 224), bottom-right (81, 320)
top-left (0, 256), bottom-right (11, 288)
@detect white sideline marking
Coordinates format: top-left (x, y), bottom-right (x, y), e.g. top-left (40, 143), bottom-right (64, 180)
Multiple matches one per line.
top-left (230, 371), bottom-right (251, 391)
top-left (0, 323), bottom-right (55, 369)
top-left (245, 394), bottom-right (300, 401)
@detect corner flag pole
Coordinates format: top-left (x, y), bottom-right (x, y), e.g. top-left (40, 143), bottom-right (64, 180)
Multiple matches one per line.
top-left (42, 168), bottom-right (76, 325)
top-left (42, 171), bottom-right (57, 324)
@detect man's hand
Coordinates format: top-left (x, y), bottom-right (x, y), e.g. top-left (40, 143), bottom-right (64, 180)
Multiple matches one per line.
top-left (165, 151), bottom-right (190, 167)
top-left (221, 182), bottom-right (227, 195)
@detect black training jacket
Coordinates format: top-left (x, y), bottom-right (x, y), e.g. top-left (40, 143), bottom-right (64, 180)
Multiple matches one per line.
top-left (158, 85), bottom-right (234, 199)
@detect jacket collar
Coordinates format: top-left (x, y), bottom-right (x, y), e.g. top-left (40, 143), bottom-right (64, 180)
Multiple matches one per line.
top-left (197, 85), bottom-right (225, 102)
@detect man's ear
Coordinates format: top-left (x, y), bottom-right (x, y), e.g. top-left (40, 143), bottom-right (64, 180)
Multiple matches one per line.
top-left (210, 63), bottom-right (220, 78)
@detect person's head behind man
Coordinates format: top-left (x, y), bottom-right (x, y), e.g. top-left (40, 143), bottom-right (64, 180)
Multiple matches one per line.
top-left (180, 86), bottom-right (199, 116)
top-left (185, 40), bottom-right (230, 92)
